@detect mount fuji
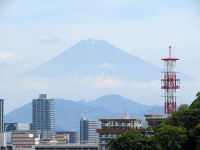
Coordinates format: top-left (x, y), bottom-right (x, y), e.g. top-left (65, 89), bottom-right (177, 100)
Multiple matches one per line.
top-left (25, 39), bottom-right (161, 82)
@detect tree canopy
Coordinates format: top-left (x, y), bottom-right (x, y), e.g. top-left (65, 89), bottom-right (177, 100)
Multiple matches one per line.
top-left (107, 129), bottom-right (156, 150)
top-left (154, 125), bottom-right (187, 150)
top-left (107, 92), bottom-right (200, 150)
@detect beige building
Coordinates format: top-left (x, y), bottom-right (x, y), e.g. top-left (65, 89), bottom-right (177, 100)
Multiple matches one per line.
top-left (39, 139), bottom-right (57, 144)
top-left (56, 132), bottom-right (69, 144)
top-left (96, 118), bottom-right (142, 150)
top-left (12, 132), bottom-right (39, 145)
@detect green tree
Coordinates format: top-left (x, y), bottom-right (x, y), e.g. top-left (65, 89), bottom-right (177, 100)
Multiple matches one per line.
top-left (154, 125), bottom-right (188, 150)
top-left (162, 104), bottom-right (189, 127)
top-left (189, 123), bottom-right (200, 149)
top-left (163, 92), bottom-right (200, 130)
top-left (190, 92), bottom-right (200, 110)
top-left (107, 129), bottom-right (156, 150)
top-left (162, 92), bottom-right (200, 150)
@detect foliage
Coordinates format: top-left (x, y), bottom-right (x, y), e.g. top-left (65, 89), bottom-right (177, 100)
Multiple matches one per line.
top-left (190, 92), bottom-right (200, 110)
top-left (107, 92), bottom-right (200, 150)
top-left (189, 123), bottom-right (200, 149)
top-left (163, 93), bottom-right (200, 129)
top-left (107, 129), bottom-right (156, 150)
top-left (162, 104), bottom-right (189, 127)
top-left (154, 125), bottom-right (188, 150)
top-left (162, 92), bottom-right (200, 149)
top-left (107, 126), bottom-right (187, 150)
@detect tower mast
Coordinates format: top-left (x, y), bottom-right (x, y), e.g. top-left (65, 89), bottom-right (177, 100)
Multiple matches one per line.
top-left (161, 46), bottom-right (180, 115)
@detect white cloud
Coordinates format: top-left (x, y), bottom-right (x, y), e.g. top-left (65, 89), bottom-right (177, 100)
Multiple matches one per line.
top-left (21, 75), bottom-right (160, 92)
top-left (36, 34), bottom-right (61, 43)
top-left (131, 82), bottom-right (148, 89)
top-left (130, 80), bottom-right (160, 90)
top-left (22, 79), bottom-right (51, 91)
top-left (57, 76), bottom-right (122, 89)
top-left (0, 52), bottom-right (22, 63)
top-left (98, 63), bottom-right (117, 69)
top-left (91, 76), bottom-right (123, 89)
top-left (149, 80), bottom-right (160, 89)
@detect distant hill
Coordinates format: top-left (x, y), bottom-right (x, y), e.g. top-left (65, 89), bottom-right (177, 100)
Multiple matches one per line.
top-left (86, 94), bottom-right (149, 113)
top-left (24, 39), bottom-right (161, 82)
top-left (5, 103), bottom-right (32, 123)
top-left (86, 94), bottom-right (163, 119)
top-left (5, 95), bottom-right (163, 132)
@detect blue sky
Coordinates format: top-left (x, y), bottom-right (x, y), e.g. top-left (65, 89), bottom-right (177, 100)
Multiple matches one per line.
top-left (0, 0), bottom-right (200, 113)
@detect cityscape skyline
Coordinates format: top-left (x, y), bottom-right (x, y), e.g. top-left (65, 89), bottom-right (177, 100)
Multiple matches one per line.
top-left (0, 0), bottom-right (200, 114)
top-left (0, 1), bottom-right (199, 149)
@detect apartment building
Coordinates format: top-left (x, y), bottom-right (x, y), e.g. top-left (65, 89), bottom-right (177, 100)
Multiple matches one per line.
top-left (80, 118), bottom-right (99, 144)
top-left (96, 117), bottom-right (142, 150)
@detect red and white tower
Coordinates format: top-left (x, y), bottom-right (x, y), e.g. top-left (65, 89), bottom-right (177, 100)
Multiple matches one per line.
top-left (161, 46), bottom-right (180, 115)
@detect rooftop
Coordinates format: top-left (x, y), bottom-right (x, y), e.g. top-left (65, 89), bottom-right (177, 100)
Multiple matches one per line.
top-left (144, 115), bottom-right (163, 117)
top-left (99, 119), bottom-right (142, 121)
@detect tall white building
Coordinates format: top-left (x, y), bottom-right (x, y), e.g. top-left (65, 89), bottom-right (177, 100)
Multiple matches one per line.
top-left (0, 99), bottom-right (4, 133)
top-left (0, 99), bottom-right (6, 148)
top-left (80, 118), bottom-right (99, 144)
top-left (0, 133), bottom-right (7, 148)
top-left (32, 94), bottom-right (55, 140)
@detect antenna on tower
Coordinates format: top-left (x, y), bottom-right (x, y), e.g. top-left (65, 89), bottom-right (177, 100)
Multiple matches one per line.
top-left (169, 45), bottom-right (171, 58)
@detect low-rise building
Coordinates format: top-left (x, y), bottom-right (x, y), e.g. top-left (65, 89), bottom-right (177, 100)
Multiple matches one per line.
top-left (144, 115), bottom-right (163, 129)
top-left (5, 123), bottom-right (32, 144)
top-left (36, 143), bottom-right (98, 150)
top-left (39, 139), bottom-right (57, 145)
top-left (0, 133), bottom-right (7, 148)
top-left (12, 144), bottom-right (98, 150)
top-left (96, 117), bottom-right (142, 150)
top-left (56, 131), bottom-right (78, 143)
top-left (12, 132), bottom-right (39, 145)
top-left (56, 132), bottom-right (69, 144)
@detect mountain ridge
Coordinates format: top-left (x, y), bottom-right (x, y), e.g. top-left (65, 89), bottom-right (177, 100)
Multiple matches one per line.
top-left (5, 94), bottom-right (163, 131)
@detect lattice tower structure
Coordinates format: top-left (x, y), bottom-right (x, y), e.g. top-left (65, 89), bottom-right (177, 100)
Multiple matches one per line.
top-left (161, 46), bottom-right (180, 115)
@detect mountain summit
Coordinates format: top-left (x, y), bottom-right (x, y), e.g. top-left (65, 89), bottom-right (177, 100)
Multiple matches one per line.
top-left (26, 39), bottom-right (160, 81)
top-left (78, 39), bottom-right (108, 46)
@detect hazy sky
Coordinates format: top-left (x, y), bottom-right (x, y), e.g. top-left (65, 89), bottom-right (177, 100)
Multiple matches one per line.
top-left (0, 0), bottom-right (200, 113)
